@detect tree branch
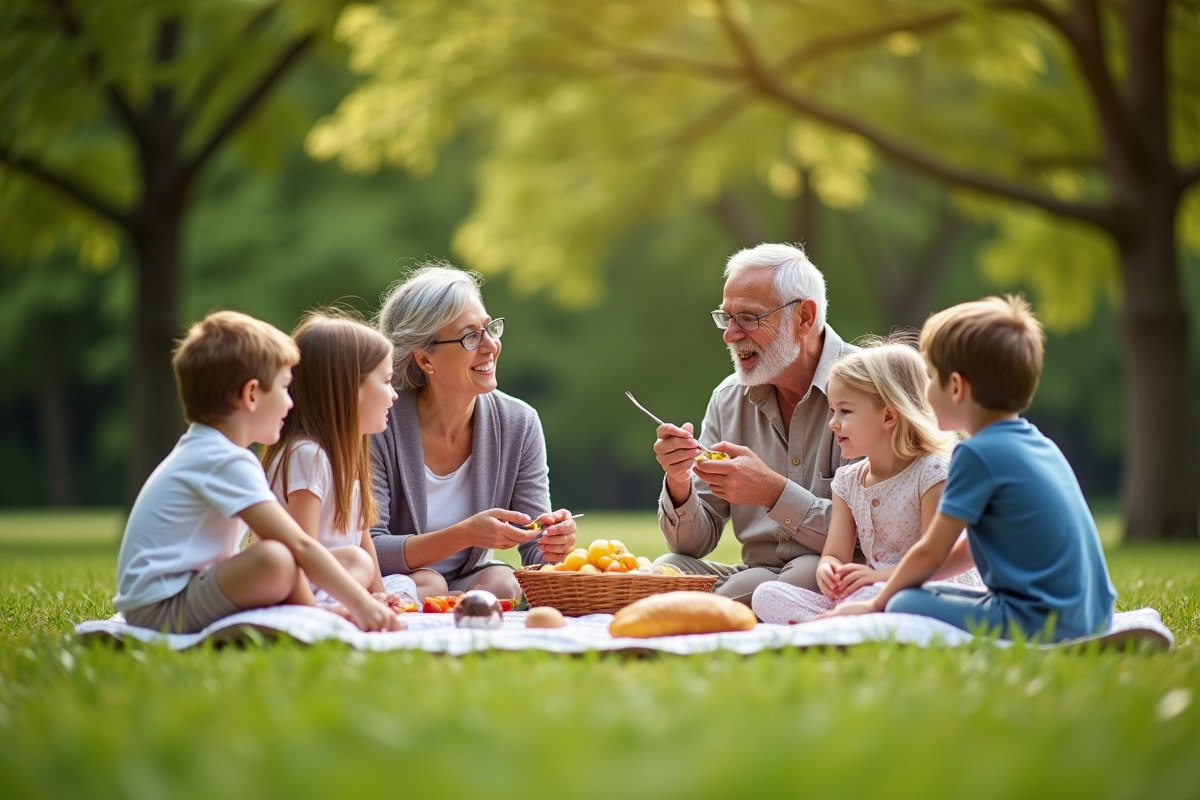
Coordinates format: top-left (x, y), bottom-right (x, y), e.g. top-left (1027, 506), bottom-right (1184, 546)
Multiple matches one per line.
top-left (183, 2), bottom-right (281, 127)
top-left (709, 0), bottom-right (1119, 230)
top-left (712, 191), bottom-right (767, 247)
top-left (547, 12), bottom-right (741, 80)
top-left (149, 16), bottom-right (182, 124)
top-left (1181, 162), bottom-right (1200, 192)
top-left (182, 34), bottom-right (314, 180)
top-left (775, 10), bottom-right (962, 73)
top-left (0, 145), bottom-right (129, 226)
top-left (998, 0), bottom-right (1147, 175)
top-left (1126, 0), bottom-right (1168, 148)
top-left (48, 0), bottom-right (141, 138)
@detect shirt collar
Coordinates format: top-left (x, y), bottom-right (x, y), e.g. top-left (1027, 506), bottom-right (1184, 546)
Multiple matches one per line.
top-left (744, 324), bottom-right (847, 407)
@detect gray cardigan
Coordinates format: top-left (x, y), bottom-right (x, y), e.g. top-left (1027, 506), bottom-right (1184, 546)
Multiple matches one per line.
top-left (369, 389), bottom-right (550, 576)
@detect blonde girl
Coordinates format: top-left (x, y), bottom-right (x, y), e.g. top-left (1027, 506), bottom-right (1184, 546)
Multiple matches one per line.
top-left (260, 311), bottom-right (417, 605)
top-left (752, 340), bottom-right (980, 624)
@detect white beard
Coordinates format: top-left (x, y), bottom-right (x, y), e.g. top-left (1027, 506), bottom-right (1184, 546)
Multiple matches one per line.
top-left (730, 329), bottom-right (801, 386)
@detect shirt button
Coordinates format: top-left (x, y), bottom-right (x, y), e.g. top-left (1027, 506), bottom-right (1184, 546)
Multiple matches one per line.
top-left (679, 511), bottom-right (687, 517)
top-left (871, 499), bottom-right (880, 507)
top-left (784, 518), bottom-right (792, 525)
top-left (781, 534), bottom-right (791, 543)
top-left (791, 458), bottom-right (800, 466)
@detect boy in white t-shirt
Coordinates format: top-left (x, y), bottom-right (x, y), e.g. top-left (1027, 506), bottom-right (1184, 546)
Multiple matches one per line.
top-left (114, 310), bottom-right (403, 634)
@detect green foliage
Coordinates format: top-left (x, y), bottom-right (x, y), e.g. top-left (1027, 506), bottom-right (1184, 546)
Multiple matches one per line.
top-left (0, 514), bottom-right (1198, 799)
top-left (0, 0), bottom-right (344, 269)
top-left (310, 0), bottom-right (1200, 328)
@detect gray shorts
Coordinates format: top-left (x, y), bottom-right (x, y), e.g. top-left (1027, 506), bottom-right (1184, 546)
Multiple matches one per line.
top-left (123, 563), bottom-right (241, 634)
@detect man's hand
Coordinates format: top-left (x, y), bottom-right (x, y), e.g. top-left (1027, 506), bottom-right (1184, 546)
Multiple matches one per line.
top-left (535, 509), bottom-right (578, 562)
top-left (817, 597), bottom-right (883, 620)
top-left (832, 563), bottom-right (884, 598)
top-left (653, 422), bottom-right (700, 506)
top-left (691, 442), bottom-right (787, 508)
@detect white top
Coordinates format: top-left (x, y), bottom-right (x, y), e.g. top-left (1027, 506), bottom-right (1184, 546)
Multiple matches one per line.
top-left (114, 424), bottom-right (276, 612)
top-left (266, 439), bottom-right (362, 550)
top-left (424, 455), bottom-right (475, 577)
top-left (831, 452), bottom-right (982, 586)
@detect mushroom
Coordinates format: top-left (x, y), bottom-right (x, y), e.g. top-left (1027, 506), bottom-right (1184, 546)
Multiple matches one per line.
top-left (453, 590), bottom-right (504, 630)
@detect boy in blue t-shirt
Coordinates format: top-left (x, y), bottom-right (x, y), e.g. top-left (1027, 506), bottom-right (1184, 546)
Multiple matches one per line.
top-left (826, 296), bottom-right (1116, 641)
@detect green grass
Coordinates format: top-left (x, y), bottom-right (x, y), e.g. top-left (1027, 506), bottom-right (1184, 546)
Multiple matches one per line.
top-left (1, 510), bottom-right (1198, 799)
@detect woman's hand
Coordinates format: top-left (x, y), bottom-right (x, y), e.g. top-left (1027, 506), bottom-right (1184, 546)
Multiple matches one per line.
top-left (833, 563), bottom-right (884, 598)
top-left (534, 509), bottom-right (578, 563)
top-left (461, 508), bottom-right (541, 550)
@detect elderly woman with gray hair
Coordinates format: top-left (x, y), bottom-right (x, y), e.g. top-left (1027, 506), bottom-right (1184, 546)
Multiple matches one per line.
top-left (369, 262), bottom-right (577, 601)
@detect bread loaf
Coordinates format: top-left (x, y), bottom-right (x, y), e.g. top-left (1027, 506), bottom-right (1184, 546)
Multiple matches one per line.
top-left (608, 591), bottom-right (757, 638)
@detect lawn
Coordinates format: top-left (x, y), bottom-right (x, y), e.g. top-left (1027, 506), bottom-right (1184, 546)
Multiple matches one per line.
top-left (1, 509), bottom-right (1197, 799)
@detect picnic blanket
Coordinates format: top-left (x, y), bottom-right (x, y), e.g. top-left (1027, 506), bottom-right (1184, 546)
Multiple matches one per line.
top-left (75, 606), bottom-right (1173, 655)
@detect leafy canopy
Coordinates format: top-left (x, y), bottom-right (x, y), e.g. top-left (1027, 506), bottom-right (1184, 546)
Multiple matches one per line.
top-left (309, 0), bottom-right (1200, 329)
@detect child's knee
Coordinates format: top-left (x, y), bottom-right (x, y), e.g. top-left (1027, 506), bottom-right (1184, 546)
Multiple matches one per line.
top-left (335, 546), bottom-right (373, 577)
top-left (475, 567), bottom-right (520, 598)
top-left (414, 569), bottom-right (448, 596)
top-left (251, 539), bottom-right (300, 587)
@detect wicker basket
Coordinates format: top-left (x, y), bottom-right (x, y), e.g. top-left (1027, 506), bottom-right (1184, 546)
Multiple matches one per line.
top-left (515, 566), bottom-right (719, 616)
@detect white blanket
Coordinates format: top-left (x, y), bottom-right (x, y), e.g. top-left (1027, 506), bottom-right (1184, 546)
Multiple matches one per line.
top-left (75, 607), bottom-right (1173, 655)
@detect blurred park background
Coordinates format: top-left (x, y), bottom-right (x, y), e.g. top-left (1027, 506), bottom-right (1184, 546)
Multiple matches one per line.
top-left (2, 0), bottom-right (1198, 540)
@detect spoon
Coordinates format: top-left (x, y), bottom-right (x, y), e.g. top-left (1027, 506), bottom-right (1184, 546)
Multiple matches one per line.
top-left (624, 391), bottom-right (720, 456)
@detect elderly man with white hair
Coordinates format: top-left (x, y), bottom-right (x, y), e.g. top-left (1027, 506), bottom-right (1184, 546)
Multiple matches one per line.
top-left (652, 243), bottom-right (858, 605)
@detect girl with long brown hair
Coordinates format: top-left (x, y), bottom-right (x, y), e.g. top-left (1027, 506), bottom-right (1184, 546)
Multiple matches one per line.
top-left (261, 310), bottom-right (417, 604)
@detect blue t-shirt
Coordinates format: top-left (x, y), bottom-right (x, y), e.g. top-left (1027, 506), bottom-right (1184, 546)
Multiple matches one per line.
top-left (938, 418), bottom-right (1116, 639)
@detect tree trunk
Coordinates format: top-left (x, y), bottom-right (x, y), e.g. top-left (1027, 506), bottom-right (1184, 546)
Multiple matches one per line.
top-left (127, 201), bottom-right (187, 504)
top-left (1117, 195), bottom-right (1198, 541)
top-left (35, 321), bottom-right (75, 506)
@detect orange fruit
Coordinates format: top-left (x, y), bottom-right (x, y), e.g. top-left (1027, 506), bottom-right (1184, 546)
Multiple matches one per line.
top-left (609, 539), bottom-right (629, 554)
top-left (619, 553), bottom-right (638, 570)
top-left (604, 560), bottom-right (626, 573)
top-left (596, 555), bottom-right (616, 571)
top-left (578, 564), bottom-right (601, 574)
top-left (587, 539), bottom-right (615, 564)
top-left (562, 551), bottom-right (589, 571)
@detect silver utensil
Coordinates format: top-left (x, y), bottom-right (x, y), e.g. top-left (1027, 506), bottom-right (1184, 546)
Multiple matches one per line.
top-left (624, 391), bottom-right (719, 456)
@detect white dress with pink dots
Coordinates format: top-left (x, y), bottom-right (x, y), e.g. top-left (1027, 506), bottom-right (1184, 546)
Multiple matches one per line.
top-left (752, 453), bottom-right (982, 624)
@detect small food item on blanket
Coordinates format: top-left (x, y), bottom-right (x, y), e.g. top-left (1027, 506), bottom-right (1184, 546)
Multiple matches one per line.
top-left (423, 595), bottom-right (457, 613)
top-left (694, 450), bottom-right (730, 462)
top-left (524, 606), bottom-right (565, 628)
top-left (454, 590), bottom-right (504, 630)
top-left (608, 592), bottom-right (757, 638)
top-left (422, 595), bottom-right (514, 613)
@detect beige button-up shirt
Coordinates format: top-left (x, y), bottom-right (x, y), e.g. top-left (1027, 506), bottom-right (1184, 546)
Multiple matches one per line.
top-left (658, 325), bottom-right (858, 568)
